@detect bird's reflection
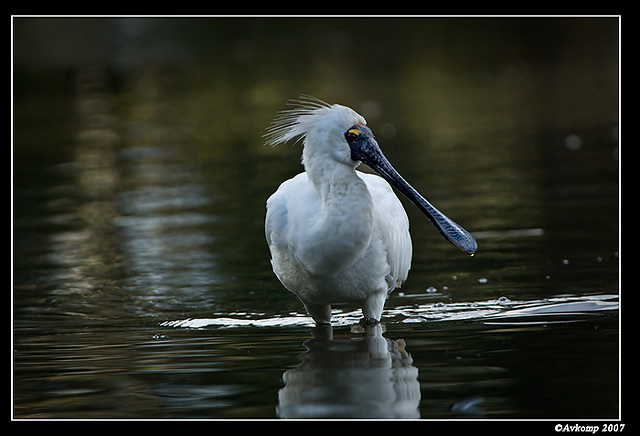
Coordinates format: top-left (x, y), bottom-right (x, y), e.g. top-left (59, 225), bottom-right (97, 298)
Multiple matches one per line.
top-left (277, 324), bottom-right (420, 419)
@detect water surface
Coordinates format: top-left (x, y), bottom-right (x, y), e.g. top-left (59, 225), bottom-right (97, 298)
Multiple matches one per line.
top-left (13, 17), bottom-right (619, 420)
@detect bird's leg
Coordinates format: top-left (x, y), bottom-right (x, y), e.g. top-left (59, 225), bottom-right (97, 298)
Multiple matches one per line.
top-left (361, 293), bottom-right (385, 326)
top-left (300, 299), bottom-right (332, 325)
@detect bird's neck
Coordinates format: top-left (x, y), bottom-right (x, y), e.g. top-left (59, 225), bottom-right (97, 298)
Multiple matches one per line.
top-left (300, 152), bottom-right (375, 275)
top-left (307, 161), bottom-right (361, 201)
top-left (302, 141), bottom-right (362, 201)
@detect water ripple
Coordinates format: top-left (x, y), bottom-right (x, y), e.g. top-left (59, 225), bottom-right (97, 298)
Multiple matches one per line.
top-left (160, 294), bottom-right (618, 329)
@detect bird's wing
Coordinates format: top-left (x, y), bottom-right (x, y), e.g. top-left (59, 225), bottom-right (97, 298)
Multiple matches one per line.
top-left (360, 172), bottom-right (412, 288)
top-left (265, 173), bottom-right (318, 259)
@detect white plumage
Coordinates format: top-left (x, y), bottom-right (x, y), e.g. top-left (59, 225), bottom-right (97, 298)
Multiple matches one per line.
top-left (264, 96), bottom-right (476, 325)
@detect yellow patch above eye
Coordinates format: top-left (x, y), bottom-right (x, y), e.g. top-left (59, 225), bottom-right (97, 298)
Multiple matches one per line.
top-left (347, 129), bottom-right (361, 136)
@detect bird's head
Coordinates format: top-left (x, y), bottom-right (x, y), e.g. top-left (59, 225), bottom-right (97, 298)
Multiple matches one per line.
top-left (264, 95), bottom-right (368, 167)
top-left (265, 96), bottom-right (477, 256)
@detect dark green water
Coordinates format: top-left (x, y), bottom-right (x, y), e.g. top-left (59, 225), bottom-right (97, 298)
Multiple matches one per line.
top-left (13, 17), bottom-right (619, 420)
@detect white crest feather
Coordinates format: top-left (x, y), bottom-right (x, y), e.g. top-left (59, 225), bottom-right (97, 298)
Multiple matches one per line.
top-left (263, 95), bottom-right (332, 147)
top-left (263, 95), bottom-right (366, 147)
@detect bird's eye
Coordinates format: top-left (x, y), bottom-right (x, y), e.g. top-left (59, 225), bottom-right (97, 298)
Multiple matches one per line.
top-left (345, 128), bottom-right (361, 143)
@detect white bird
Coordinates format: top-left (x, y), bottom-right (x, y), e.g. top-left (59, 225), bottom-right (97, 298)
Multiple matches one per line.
top-left (264, 96), bottom-right (476, 326)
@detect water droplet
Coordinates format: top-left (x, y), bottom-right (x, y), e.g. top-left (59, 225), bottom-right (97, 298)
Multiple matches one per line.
top-left (427, 286), bottom-right (437, 293)
top-left (562, 259), bottom-right (569, 265)
top-left (478, 278), bottom-right (488, 284)
top-left (565, 134), bottom-right (582, 150)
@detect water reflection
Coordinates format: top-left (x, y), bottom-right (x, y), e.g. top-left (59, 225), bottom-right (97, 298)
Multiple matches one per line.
top-left (277, 325), bottom-right (420, 419)
top-left (114, 144), bottom-right (223, 316)
top-left (13, 66), bottom-right (227, 323)
top-left (15, 67), bottom-right (126, 319)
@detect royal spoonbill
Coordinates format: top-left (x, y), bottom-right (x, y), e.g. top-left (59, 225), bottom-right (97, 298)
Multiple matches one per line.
top-left (264, 96), bottom-right (476, 326)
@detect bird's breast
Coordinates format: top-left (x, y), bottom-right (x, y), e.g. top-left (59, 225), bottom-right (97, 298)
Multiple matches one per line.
top-left (266, 171), bottom-right (376, 277)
